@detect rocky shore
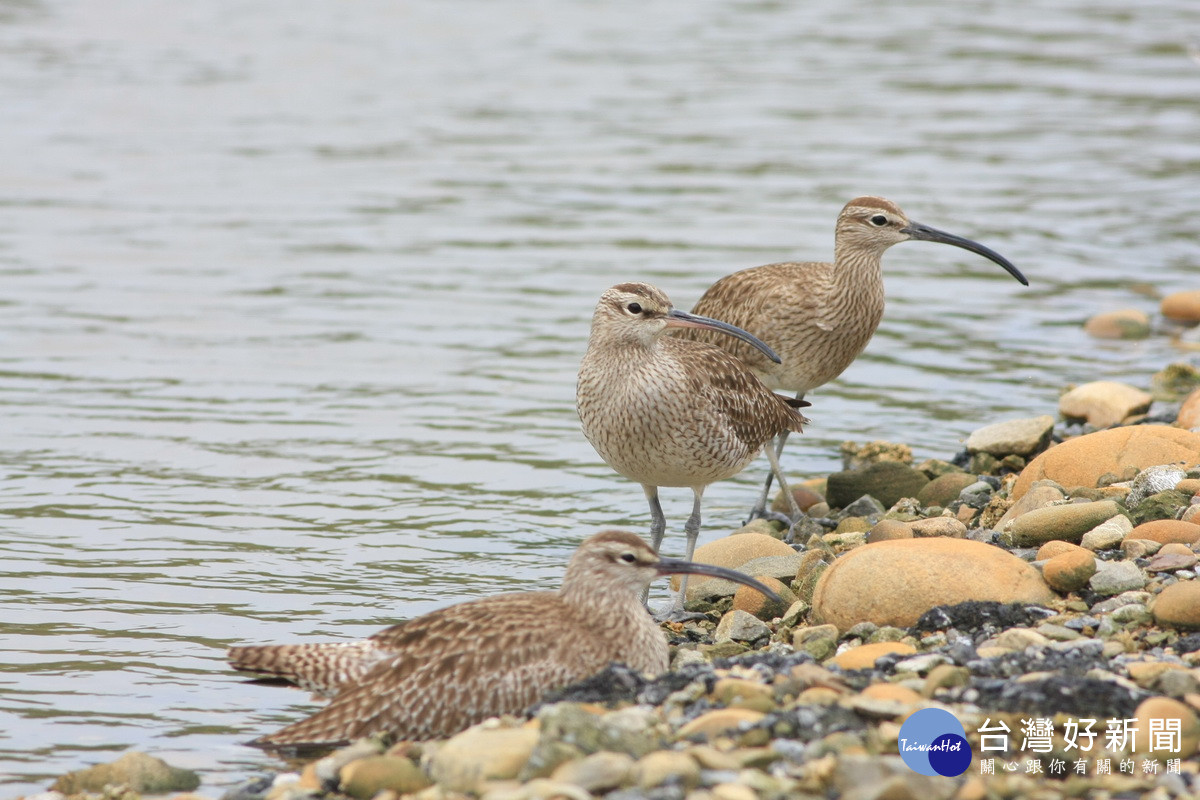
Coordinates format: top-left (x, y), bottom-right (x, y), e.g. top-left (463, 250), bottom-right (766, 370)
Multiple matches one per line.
top-left (27, 355), bottom-right (1200, 800)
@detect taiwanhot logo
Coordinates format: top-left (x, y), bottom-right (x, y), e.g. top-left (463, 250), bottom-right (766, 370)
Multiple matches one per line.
top-left (898, 708), bottom-right (973, 777)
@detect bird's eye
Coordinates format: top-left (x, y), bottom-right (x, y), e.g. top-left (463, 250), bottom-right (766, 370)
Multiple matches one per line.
top-left (626, 302), bottom-right (643, 315)
top-left (618, 552), bottom-right (638, 563)
top-left (870, 215), bottom-right (888, 226)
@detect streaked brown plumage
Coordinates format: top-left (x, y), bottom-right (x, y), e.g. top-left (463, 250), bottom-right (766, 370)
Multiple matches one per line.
top-left (678, 196), bottom-right (1027, 518)
top-left (230, 530), bottom-right (779, 748)
top-left (575, 283), bottom-right (809, 612)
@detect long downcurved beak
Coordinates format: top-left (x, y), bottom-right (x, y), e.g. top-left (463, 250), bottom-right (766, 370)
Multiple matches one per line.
top-left (664, 309), bottom-right (782, 364)
top-left (655, 557), bottom-right (783, 603)
top-left (901, 221), bottom-right (1028, 286)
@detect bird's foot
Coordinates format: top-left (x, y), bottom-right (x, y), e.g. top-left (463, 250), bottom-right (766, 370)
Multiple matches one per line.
top-left (743, 507), bottom-right (795, 527)
top-left (652, 605), bottom-right (710, 624)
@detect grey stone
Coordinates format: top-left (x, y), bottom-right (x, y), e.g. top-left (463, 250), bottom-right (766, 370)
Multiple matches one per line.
top-left (1091, 591), bottom-right (1152, 614)
top-left (715, 609), bottom-right (770, 642)
top-left (1080, 515), bottom-right (1133, 551)
top-left (836, 493), bottom-right (888, 520)
top-left (1125, 464), bottom-right (1187, 505)
top-left (1088, 560), bottom-right (1147, 596)
top-left (965, 415), bottom-right (1055, 456)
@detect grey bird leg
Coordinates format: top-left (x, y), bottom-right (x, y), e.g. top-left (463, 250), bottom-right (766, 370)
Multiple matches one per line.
top-left (745, 391), bottom-right (806, 526)
top-left (762, 440), bottom-right (804, 542)
top-left (653, 489), bottom-right (709, 623)
top-left (640, 486), bottom-right (666, 604)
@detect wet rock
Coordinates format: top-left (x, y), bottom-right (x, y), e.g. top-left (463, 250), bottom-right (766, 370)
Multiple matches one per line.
top-left (1179, 387), bottom-right (1200, 430)
top-left (915, 472), bottom-right (977, 507)
top-left (1151, 581), bottom-right (1200, 630)
top-left (839, 440), bottom-right (912, 470)
top-left (995, 481), bottom-right (1066, 528)
top-left (1042, 548), bottom-right (1098, 593)
top-left (866, 519), bottom-right (912, 543)
top-left (1012, 425), bottom-right (1200, 499)
top-left (1088, 560), bottom-right (1147, 596)
top-left (826, 462), bottom-right (929, 510)
top-left (428, 723), bottom-right (540, 793)
top-left (1036, 540), bottom-right (1090, 560)
top-left (792, 624), bottom-right (839, 661)
top-left (770, 485), bottom-right (824, 515)
top-left (1125, 464), bottom-right (1188, 505)
top-left (550, 751), bottom-right (634, 793)
top-left (1079, 514), bottom-right (1133, 550)
top-left (674, 534), bottom-right (795, 595)
top-left (1084, 309), bottom-right (1151, 339)
top-left (811, 538), bottom-right (1054, 629)
top-left (907, 517), bottom-right (967, 538)
top-left (1059, 380), bottom-right (1153, 428)
top-left (828, 641), bottom-right (916, 670)
top-left (676, 708), bottom-right (766, 740)
top-left (733, 576), bottom-right (795, 620)
top-left (631, 750), bottom-right (700, 790)
top-left (1131, 489), bottom-right (1193, 525)
top-left (1003, 500), bottom-right (1122, 546)
top-left (533, 703), bottom-right (666, 759)
top-left (1161, 290), bottom-right (1200, 325)
top-left (1134, 696), bottom-right (1200, 756)
top-left (965, 415), bottom-right (1055, 456)
top-left (1129, 519), bottom-right (1200, 545)
top-left (339, 756), bottom-right (430, 798)
top-left (714, 610), bottom-right (770, 643)
top-left (957, 481), bottom-right (994, 509)
top-left (51, 752), bottom-right (201, 795)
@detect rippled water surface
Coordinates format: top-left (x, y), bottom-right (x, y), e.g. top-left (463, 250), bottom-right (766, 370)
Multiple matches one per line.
top-left (2, 0), bottom-right (1199, 793)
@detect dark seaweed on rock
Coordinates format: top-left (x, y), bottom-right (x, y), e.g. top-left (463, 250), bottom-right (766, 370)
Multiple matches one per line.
top-left (534, 661), bottom-right (714, 710)
top-left (910, 601), bottom-right (1054, 635)
top-left (1175, 633), bottom-right (1200, 654)
top-left (711, 649), bottom-right (815, 675)
top-left (962, 675), bottom-right (1149, 719)
top-left (757, 704), bottom-right (871, 747)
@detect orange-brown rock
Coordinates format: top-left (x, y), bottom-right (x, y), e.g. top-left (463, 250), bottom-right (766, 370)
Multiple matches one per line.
top-left (676, 708), bottom-right (766, 740)
top-left (1179, 388), bottom-right (1200, 430)
top-left (1083, 309), bottom-right (1151, 339)
top-left (811, 538), bottom-right (1055, 629)
top-left (672, 533), bottom-right (795, 592)
top-left (867, 519), bottom-right (913, 543)
top-left (1151, 581), bottom-right (1200, 630)
top-left (1133, 697), bottom-right (1200, 757)
top-left (771, 485), bottom-right (825, 515)
top-left (1036, 540), bottom-right (1090, 560)
top-left (1012, 426), bottom-right (1200, 500)
top-left (1129, 520), bottom-right (1200, 546)
top-left (1042, 549), bottom-right (1097, 594)
top-left (861, 683), bottom-right (923, 705)
top-left (828, 642), bottom-right (916, 671)
top-left (733, 576), bottom-right (795, 620)
top-left (1161, 290), bottom-right (1200, 325)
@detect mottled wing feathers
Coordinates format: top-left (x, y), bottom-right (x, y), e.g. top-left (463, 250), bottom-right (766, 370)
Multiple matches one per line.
top-left (252, 592), bottom-right (613, 746)
top-left (228, 640), bottom-right (390, 698)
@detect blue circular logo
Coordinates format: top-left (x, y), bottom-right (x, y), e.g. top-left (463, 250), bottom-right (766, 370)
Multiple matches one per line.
top-left (898, 708), bottom-right (972, 777)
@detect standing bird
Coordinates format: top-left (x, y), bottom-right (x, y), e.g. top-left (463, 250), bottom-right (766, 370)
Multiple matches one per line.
top-left (576, 283), bottom-right (810, 614)
top-left (229, 530), bottom-right (779, 748)
top-left (677, 196), bottom-right (1027, 521)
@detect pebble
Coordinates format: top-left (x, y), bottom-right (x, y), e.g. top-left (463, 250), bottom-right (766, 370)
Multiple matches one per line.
top-left (1088, 560), bottom-right (1147, 595)
top-left (811, 538), bottom-right (1054, 629)
top-left (676, 709), bottom-right (766, 740)
top-left (1134, 696), bottom-right (1200, 756)
top-left (714, 610), bottom-right (771, 642)
top-left (50, 752), bottom-right (200, 795)
top-left (1161, 290), bottom-right (1200, 325)
top-left (828, 641), bottom-right (916, 670)
top-left (965, 415), bottom-right (1055, 456)
top-left (1079, 514), bottom-right (1133, 550)
top-left (1152, 580), bottom-right (1200, 629)
top-left (995, 481), bottom-right (1066, 528)
top-left (1042, 548), bottom-right (1098, 593)
top-left (1004, 500), bottom-right (1122, 546)
top-left (630, 751), bottom-right (701, 790)
top-left (550, 751), bottom-right (634, 792)
top-left (428, 723), bottom-right (541, 793)
top-left (825, 461), bottom-right (930, 509)
top-left (1012, 425), bottom-right (1200, 499)
top-left (915, 472), bottom-right (977, 507)
top-left (1130, 519), bottom-right (1200, 546)
top-left (1084, 308), bottom-right (1152, 339)
top-left (906, 517), bottom-right (967, 538)
top-left (1059, 380), bottom-right (1153, 428)
top-left (866, 518), bottom-right (913, 543)
top-left (732, 576), bottom-right (795, 620)
top-left (338, 756), bottom-right (429, 798)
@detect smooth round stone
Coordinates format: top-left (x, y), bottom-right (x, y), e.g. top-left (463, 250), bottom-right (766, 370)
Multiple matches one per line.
top-left (631, 751), bottom-right (700, 790)
top-left (714, 609), bottom-right (770, 642)
top-left (996, 482), bottom-right (1066, 528)
top-left (1129, 519), bottom-right (1200, 546)
top-left (1012, 426), bottom-right (1200, 500)
top-left (1042, 549), bottom-right (1098, 593)
top-left (1161, 290), bottom-right (1200, 325)
top-left (867, 519), bottom-right (913, 543)
top-left (1005, 500), bottom-right (1122, 546)
top-left (811, 538), bottom-right (1055, 629)
top-left (676, 709), bottom-right (765, 740)
top-left (1059, 381), bottom-right (1153, 428)
top-left (1179, 387), bottom-right (1200, 430)
top-left (916, 472), bottom-right (977, 507)
top-left (861, 683), bottom-right (923, 705)
top-left (829, 641), bottom-right (916, 670)
top-left (771, 485), bottom-right (825, 514)
top-left (1134, 697), bottom-right (1200, 757)
top-left (428, 725), bottom-right (540, 792)
top-left (1152, 581), bottom-right (1200, 630)
top-left (965, 415), bottom-right (1055, 456)
top-left (1084, 308), bottom-right (1152, 339)
top-left (672, 533), bottom-right (795, 593)
top-left (733, 576), bottom-right (795, 620)
top-left (339, 756), bottom-right (430, 798)
top-left (1080, 515), bottom-right (1134, 551)
top-left (551, 752), bottom-right (634, 793)
top-left (1036, 540), bottom-right (1090, 560)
